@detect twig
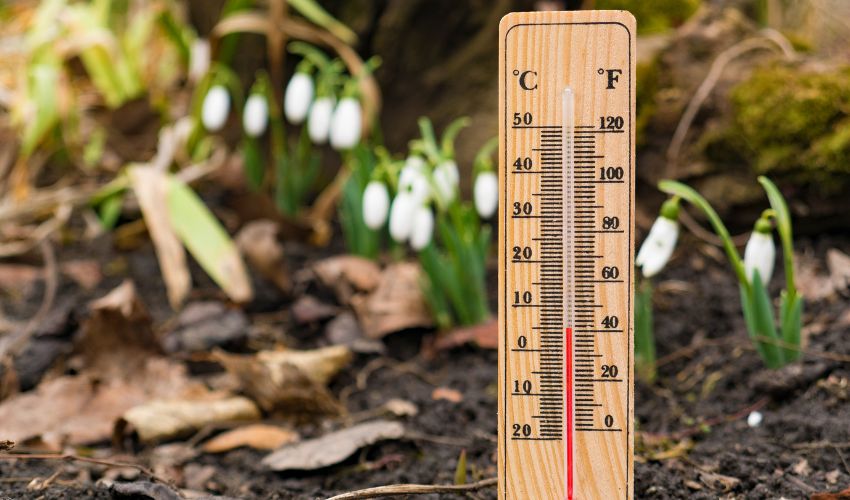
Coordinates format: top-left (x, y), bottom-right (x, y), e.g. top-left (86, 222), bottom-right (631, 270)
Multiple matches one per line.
top-left (0, 453), bottom-right (177, 490)
top-left (325, 477), bottom-right (497, 500)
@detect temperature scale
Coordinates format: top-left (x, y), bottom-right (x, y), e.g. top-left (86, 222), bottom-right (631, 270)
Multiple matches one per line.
top-left (498, 10), bottom-right (636, 499)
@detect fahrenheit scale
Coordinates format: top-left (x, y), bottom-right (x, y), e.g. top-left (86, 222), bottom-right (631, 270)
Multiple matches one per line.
top-left (498, 10), bottom-right (635, 499)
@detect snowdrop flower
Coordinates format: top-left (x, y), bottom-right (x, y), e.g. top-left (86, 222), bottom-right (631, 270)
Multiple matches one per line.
top-left (330, 97), bottom-right (363, 150)
top-left (636, 198), bottom-right (680, 278)
top-left (399, 157), bottom-right (430, 204)
top-left (744, 216), bottom-right (775, 284)
top-left (242, 94), bottom-right (268, 137)
top-left (201, 85), bottom-right (230, 131)
top-left (410, 205), bottom-right (434, 251)
top-left (389, 192), bottom-right (416, 243)
top-left (308, 97), bottom-right (334, 144)
top-left (188, 38), bottom-right (210, 83)
top-left (433, 160), bottom-right (459, 203)
top-left (747, 410), bottom-right (763, 428)
top-left (474, 171), bottom-right (498, 218)
top-left (284, 72), bottom-right (314, 124)
top-left (362, 181), bottom-right (390, 230)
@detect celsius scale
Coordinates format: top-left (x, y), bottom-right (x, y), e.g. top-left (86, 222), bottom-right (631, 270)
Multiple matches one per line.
top-left (498, 10), bottom-right (636, 499)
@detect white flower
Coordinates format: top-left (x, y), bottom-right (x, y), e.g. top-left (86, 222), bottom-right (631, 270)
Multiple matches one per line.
top-left (330, 97), bottom-right (362, 150)
top-left (409, 205), bottom-right (434, 251)
top-left (284, 72), bottom-right (314, 124)
top-left (744, 230), bottom-right (775, 284)
top-left (474, 171), bottom-right (498, 218)
top-left (242, 94), bottom-right (268, 137)
top-left (747, 411), bottom-right (763, 428)
top-left (188, 38), bottom-right (210, 83)
top-left (399, 157), bottom-right (430, 203)
top-left (389, 192), bottom-right (416, 243)
top-left (308, 97), bottom-right (334, 144)
top-left (635, 216), bottom-right (678, 278)
top-left (201, 85), bottom-right (230, 131)
top-left (362, 181), bottom-right (390, 230)
top-left (433, 160), bottom-right (459, 203)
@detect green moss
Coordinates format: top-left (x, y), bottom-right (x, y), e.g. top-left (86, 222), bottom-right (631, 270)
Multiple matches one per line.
top-left (636, 57), bottom-right (662, 147)
top-left (716, 64), bottom-right (850, 187)
top-left (596, 0), bottom-right (701, 34)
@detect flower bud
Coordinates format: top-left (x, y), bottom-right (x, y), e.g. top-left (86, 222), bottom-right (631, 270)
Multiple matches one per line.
top-left (330, 97), bottom-right (363, 150)
top-left (284, 72), bottom-right (314, 124)
top-left (474, 171), bottom-right (498, 218)
top-left (242, 93), bottom-right (268, 137)
top-left (409, 205), bottom-right (434, 251)
top-left (389, 192), bottom-right (416, 243)
top-left (188, 39), bottom-right (210, 83)
top-left (201, 85), bottom-right (230, 132)
top-left (433, 160), bottom-right (458, 204)
top-left (744, 221), bottom-right (775, 284)
top-left (399, 157), bottom-right (430, 204)
top-left (362, 181), bottom-right (390, 230)
top-left (636, 216), bottom-right (679, 278)
top-left (308, 97), bottom-right (334, 144)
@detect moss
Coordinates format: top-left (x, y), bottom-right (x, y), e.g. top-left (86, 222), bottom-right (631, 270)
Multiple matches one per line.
top-left (596, 0), bottom-right (701, 34)
top-left (636, 57), bottom-right (662, 147)
top-left (713, 64), bottom-right (850, 187)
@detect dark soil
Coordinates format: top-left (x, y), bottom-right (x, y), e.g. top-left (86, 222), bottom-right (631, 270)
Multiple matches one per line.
top-left (2, 233), bottom-right (850, 499)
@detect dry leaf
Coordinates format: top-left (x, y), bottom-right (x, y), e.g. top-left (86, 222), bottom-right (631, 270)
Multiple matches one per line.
top-left (352, 262), bottom-right (434, 339)
top-left (116, 396), bottom-right (261, 444)
top-left (698, 470), bottom-right (740, 492)
top-left (291, 295), bottom-right (339, 324)
top-left (213, 345), bottom-right (351, 414)
top-left (262, 420), bottom-right (405, 471)
top-left (236, 219), bottom-right (290, 293)
top-left (163, 302), bottom-right (248, 353)
top-left (129, 166), bottom-right (191, 309)
top-left (0, 358), bottom-right (198, 449)
top-left (791, 458), bottom-right (812, 477)
top-left (827, 249), bottom-right (850, 294)
top-left (432, 387), bottom-right (463, 403)
top-left (432, 318), bottom-right (498, 351)
top-left (202, 424), bottom-right (299, 453)
top-left (0, 440), bottom-right (13, 451)
top-left (60, 259), bottom-right (102, 290)
top-left (812, 487), bottom-right (850, 500)
top-left (383, 399), bottom-right (418, 417)
top-left (313, 255), bottom-right (381, 304)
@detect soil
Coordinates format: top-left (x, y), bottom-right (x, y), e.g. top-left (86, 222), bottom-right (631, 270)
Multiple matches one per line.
top-left (2, 232), bottom-right (850, 499)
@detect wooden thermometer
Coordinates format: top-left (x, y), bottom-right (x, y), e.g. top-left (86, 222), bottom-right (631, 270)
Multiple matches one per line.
top-left (498, 10), bottom-right (635, 499)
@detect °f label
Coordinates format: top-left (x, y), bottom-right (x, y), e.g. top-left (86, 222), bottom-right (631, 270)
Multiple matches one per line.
top-left (498, 10), bottom-right (635, 500)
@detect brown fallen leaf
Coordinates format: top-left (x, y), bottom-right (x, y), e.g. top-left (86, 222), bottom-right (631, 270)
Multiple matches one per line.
top-left (129, 166), bottom-right (191, 309)
top-left (60, 259), bottom-right (102, 290)
top-left (213, 345), bottom-right (351, 415)
top-left (432, 387), bottom-right (463, 403)
top-left (828, 248), bottom-right (850, 295)
top-left (291, 295), bottom-right (339, 324)
top-left (351, 262), bottom-right (434, 339)
top-left (0, 440), bottom-right (13, 451)
top-left (313, 255), bottom-right (381, 304)
top-left (115, 396), bottom-right (261, 444)
top-left (202, 424), bottom-right (299, 453)
top-left (383, 398), bottom-right (418, 417)
top-left (431, 318), bottom-right (498, 352)
top-left (262, 420), bottom-right (405, 471)
top-left (236, 219), bottom-right (290, 293)
top-left (812, 487), bottom-right (850, 500)
top-left (698, 470), bottom-right (740, 492)
top-left (163, 302), bottom-right (248, 353)
top-left (0, 357), bottom-right (198, 449)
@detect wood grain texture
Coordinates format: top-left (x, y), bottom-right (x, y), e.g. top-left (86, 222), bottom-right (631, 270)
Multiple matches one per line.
top-left (498, 10), bottom-right (635, 499)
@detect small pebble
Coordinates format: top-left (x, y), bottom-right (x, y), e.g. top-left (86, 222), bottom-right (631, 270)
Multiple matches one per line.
top-left (747, 410), bottom-right (763, 428)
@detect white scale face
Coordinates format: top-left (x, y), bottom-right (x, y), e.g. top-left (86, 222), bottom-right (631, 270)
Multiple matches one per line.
top-left (498, 10), bottom-right (636, 499)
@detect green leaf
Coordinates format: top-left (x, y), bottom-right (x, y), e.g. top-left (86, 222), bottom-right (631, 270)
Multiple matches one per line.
top-left (97, 192), bottom-right (124, 230)
top-left (440, 117), bottom-right (470, 158)
top-left (242, 137), bottom-right (265, 190)
top-left (287, 0), bottom-right (357, 45)
top-left (758, 176), bottom-right (796, 298)
top-left (744, 271), bottom-right (783, 368)
top-left (634, 279), bottom-right (656, 383)
top-left (659, 180), bottom-right (747, 287)
top-left (779, 291), bottom-right (803, 363)
top-left (454, 449), bottom-right (467, 486)
top-left (22, 63), bottom-right (61, 157)
top-left (165, 175), bottom-right (252, 303)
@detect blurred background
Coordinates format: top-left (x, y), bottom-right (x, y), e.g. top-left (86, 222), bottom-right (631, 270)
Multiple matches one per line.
top-left (0, 0), bottom-right (849, 498)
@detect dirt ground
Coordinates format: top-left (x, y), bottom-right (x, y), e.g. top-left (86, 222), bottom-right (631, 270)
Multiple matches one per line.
top-left (1, 231), bottom-right (849, 499)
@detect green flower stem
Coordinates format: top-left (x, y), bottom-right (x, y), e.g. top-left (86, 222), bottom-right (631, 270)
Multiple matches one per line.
top-left (658, 180), bottom-right (748, 288)
top-left (758, 176), bottom-right (796, 299)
